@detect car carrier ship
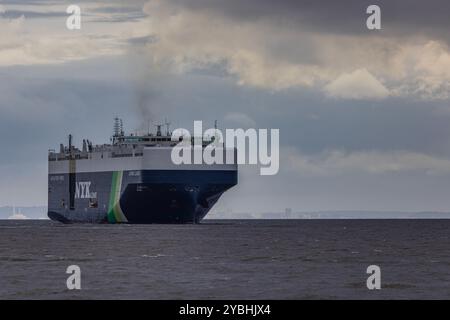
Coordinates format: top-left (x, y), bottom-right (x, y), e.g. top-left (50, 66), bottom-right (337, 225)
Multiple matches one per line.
top-left (47, 118), bottom-right (237, 224)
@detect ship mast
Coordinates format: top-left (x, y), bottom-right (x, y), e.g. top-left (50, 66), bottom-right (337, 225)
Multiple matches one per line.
top-left (165, 118), bottom-right (171, 136)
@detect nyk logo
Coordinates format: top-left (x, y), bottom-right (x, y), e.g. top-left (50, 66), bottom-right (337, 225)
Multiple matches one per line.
top-left (75, 181), bottom-right (96, 199)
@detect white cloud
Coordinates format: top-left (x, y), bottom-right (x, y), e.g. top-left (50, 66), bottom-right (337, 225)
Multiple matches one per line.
top-left (389, 41), bottom-right (450, 100)
top-left (0, 5), bottom-right (5, 14)
top-left (0, 4), bottom-right (149, 67)
top-left (283, 148), bottom-right (450, 176)
top-left (141, 1), bottom-right (450, 100)
top-left (324, 69), bottom-right (390, 100)
top-left (142, 0), bottom-right (330, 90)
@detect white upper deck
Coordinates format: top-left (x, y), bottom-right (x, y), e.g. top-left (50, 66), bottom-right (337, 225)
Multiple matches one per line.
top-left (48, 118), bottom-right (237, 174)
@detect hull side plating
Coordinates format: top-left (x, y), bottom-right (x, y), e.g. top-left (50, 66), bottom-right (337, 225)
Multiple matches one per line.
top-left (48, 170), bottom-right (237, 224)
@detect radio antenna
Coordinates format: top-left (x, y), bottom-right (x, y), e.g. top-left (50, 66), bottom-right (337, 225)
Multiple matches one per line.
top-left (165, 118), bottom-right (171, 136)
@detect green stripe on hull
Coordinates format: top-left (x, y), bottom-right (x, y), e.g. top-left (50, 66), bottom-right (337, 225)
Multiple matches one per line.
top-left (107, 171), bottom-right (128, 223)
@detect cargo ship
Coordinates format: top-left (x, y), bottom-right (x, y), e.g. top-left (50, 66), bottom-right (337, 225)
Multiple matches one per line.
top-left (47, 118), bottom-right (237, 224)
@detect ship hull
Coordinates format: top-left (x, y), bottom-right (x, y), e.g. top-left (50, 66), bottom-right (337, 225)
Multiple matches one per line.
top-left (48, 170), bottom-right (237, 224)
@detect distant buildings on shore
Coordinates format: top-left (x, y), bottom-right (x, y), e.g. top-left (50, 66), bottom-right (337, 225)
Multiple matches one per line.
top-left (208, 209), bottom-right (450, 219)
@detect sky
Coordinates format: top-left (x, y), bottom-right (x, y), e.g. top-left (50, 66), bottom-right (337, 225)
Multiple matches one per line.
top-left (1, 0), bottom-right (450, 213)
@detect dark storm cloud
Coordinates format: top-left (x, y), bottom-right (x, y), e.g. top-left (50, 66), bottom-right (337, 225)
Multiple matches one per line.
top-left (89, 5), bottom-right (144, 14)
top-left (0, 10), bottom-right (66, 19)
top-left (0, 2), bottom-right (147, 22)
top-left (168, 0), bottom-right (450, 41)
top-left (87, 3), bottom-right (148, 23)
top-left (87, 14), bottom-right (147, 23)
top-left (127, 35), bottom-right (156, 46)
top-left (6, 0), bottom-right (449, 40)
top-left (0, 0), bottom-right (48, 4)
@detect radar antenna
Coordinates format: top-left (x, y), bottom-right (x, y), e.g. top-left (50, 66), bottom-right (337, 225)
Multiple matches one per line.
top-left (113, 117), bottom-right (124, 137)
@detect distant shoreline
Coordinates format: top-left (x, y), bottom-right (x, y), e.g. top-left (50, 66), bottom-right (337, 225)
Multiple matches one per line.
top-left (2, 206), bottom-right (450, 220)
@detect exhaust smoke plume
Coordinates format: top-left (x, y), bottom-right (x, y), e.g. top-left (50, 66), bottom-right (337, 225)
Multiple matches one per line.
top-left (126, 37), bottom-right (162, 134)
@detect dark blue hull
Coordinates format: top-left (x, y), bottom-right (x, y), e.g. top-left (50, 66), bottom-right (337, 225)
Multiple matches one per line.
top-left (48, 170), bottom-right (237, 224)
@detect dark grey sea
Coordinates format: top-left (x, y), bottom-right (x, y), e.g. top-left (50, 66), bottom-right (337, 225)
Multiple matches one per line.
top-left (0, 219), bottom-right (449, 299)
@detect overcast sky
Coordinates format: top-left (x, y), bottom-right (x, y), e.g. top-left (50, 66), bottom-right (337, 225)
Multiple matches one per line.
top-left (1, 0), bottom-right (450, 213)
